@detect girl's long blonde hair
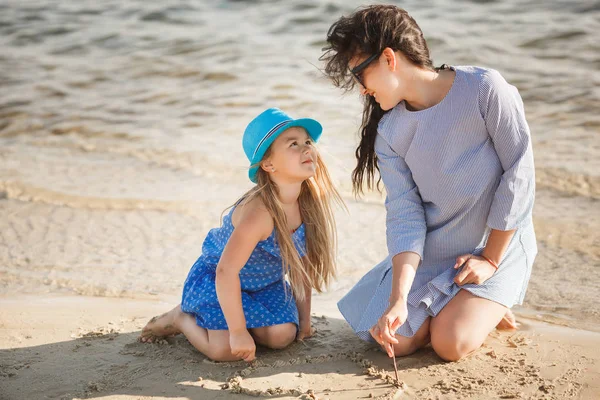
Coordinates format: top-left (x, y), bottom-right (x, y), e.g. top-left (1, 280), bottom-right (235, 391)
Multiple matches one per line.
top-left (235, 147), bottom-right (343, 301)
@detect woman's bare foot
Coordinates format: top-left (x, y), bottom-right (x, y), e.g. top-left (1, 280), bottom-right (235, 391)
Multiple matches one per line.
top-left (496, 309), bottom-right (518, 330)
top-left (139, 305), bottom-right (184, 343)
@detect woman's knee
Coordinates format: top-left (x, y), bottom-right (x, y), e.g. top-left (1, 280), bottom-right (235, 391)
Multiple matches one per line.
top-left (429, 291), bottom-right (504, 361)
top-left (390, 339), bottom-right (420, 357)
top-left (390, 317), bottom-right (431, 357)
top-left (390, 332), bottom-right (430, 357)
top-left (430, 330), bottom-right (479, 362)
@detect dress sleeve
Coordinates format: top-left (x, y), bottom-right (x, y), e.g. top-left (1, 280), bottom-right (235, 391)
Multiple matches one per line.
top-left (479, 69), bottom-right (536, 231)
top-left (375, 135), bottom-right (427, 260)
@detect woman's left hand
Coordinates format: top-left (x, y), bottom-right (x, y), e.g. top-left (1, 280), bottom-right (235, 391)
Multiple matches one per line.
top-left (453, 254), bottom-right (497, 285)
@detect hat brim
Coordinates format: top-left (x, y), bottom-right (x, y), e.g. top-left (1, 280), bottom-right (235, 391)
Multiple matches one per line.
top-left (248, 118), bottom-right (322, 183)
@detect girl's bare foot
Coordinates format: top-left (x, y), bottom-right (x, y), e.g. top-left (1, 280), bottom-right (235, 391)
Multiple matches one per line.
top-left (139, 305), bottom-right (184, 343)
top-left (496, 309), bottom-right (518, 330)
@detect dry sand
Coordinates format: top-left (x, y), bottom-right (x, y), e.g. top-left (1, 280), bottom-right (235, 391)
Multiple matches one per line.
top-left (1, 293), bottom-right (599, 400)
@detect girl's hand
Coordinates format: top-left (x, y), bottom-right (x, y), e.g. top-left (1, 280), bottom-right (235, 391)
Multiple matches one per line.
top-left (297, 324), bottom-right (316, 341)
top-left (229, 329), bottom-right (256, 362)
top-left (453, 254), bottom-right (497, 285)
top-left (369, 301), bottom-right (407, 357)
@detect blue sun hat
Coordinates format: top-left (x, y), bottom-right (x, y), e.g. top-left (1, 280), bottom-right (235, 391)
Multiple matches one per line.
top-left (243, 108), bottom-right (322, 183)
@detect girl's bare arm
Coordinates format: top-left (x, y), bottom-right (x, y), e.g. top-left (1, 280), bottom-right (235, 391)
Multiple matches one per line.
top-left (294, 263), bottom-right (313, 338)
top-left (215, 205), bottom-right (273, 333)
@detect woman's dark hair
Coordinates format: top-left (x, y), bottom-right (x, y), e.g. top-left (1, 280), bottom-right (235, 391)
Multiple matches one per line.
top-left (320, 5), bottom-right (437, 195)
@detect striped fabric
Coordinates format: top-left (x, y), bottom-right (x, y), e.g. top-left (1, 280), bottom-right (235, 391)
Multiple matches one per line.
top-left (338, 66), bottom-right (538, 341)
top-left (252, 119), bottom-right (292, 159)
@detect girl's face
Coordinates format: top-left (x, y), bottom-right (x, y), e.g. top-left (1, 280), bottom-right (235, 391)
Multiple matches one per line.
top-left (261, 127), bottom-right (317, 183)
top-left (349, 48), bottom-right (407, 111)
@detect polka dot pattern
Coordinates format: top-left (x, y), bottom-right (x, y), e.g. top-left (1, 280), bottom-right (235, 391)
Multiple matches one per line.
top-left (180, 208), bottom-right (306, 330)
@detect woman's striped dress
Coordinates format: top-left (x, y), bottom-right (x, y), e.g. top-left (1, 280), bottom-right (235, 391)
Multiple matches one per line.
top-left (338, 66), bottom-right (537, 341)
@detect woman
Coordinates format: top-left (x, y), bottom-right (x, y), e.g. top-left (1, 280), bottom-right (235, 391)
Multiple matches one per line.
top-left (321, 5), bottom-right (536, 361)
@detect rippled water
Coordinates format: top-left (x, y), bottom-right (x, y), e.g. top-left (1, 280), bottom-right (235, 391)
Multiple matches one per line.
top-left (1, 0), bottom-right (599, 197)
top-left (1, 0), bottom-right (599, 326)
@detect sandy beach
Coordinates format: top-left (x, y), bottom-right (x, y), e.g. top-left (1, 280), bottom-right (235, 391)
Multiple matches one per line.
top-left (1, 0), bottom-right (599, 399)
top-left (2, 294), bottom-right (599, 399)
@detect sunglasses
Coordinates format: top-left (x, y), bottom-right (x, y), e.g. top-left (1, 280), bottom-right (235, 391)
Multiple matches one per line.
top-left (349, 52), bottom-right (381, 88)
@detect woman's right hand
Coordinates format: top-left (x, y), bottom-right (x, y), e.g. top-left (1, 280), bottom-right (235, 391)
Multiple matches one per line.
top-left (369, 300), bottom-right (408, 357)
top-left (229, 329), bottom-right (256, 362)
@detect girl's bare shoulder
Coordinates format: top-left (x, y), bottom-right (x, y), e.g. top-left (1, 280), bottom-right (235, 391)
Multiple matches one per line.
top-left (231, 196), bottom-right (274, 241)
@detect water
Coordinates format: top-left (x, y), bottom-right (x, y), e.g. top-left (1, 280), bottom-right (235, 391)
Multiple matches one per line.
top-left (0, 0), bottom-right (599, 328)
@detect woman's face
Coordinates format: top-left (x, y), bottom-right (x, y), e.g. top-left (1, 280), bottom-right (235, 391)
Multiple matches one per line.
top-left (349, 48), bottom-right (407, 111)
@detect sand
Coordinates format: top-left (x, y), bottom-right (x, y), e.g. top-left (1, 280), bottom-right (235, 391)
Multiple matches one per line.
top-left (1, 294), bottom-right (599, 400)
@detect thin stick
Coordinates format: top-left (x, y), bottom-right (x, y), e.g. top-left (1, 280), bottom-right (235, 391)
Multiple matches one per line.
top-left (387, 320), bottom-right (400, 383)
top-left (392, 354), bottom-right (399, 382)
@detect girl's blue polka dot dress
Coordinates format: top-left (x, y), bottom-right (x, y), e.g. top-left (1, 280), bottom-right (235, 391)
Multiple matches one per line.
top-left (181, 207), bottom-right (306, 330)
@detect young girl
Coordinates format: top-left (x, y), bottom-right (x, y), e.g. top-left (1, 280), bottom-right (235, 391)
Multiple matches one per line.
top-left (140, 108), bottom-right (342, 362)
top-left (321, 5), bottom-right (537, 361)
